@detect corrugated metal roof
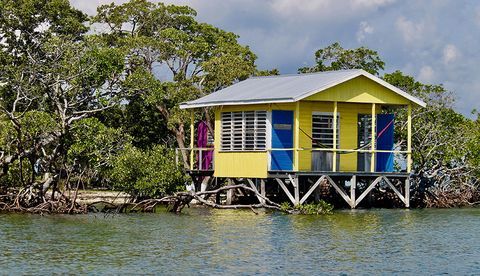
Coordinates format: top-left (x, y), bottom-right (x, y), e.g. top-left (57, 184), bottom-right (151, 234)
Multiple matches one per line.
top-left (180, 69), bottom-right (426, 109)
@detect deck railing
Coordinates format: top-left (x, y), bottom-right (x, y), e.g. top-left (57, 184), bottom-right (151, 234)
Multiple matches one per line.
top-left (175, 147), bottom-right (214, 171)
top-left (176, 147), bottom-right (409, 172)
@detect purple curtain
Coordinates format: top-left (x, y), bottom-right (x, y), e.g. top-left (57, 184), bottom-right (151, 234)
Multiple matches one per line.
top-left (197, 121), bottom-right (213, 170)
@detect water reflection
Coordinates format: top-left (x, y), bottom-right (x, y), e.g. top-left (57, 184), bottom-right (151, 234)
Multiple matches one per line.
top-left (1, 208), bottom-right (479, 274)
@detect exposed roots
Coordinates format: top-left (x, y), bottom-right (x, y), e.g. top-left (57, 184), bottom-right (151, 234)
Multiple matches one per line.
top-left (0, 187), bottom-right (88, 214)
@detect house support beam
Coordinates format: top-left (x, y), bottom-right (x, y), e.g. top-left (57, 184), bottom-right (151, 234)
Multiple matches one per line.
top-left (190, 110), bottom-right (194, 170)
top-left (405, 177), bottom-right (410, 208)
top-left (288, 174), bottom-right (300, 205)
top-left (407, 104), bottom-right (412, 173)
top-left (332, 101), bottom-right (338, 172)
top-left (294, 101), bottom-right (300, 171)
top-left (275, 178), bottom-right (295, 205)
top-left (260, 179), bottom-right (266, 204)
top-left (370, 103), bottom-right (376, 173)
top-left (247, 179), bottom-right (264, 204)
top-left (350, 175), bottom-right (356, 209)
top-left (300, 175), bottom-right (325, 205)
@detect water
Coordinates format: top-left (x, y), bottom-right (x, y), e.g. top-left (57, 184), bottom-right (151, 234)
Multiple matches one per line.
top-left (0, 208), bottom-right (479, 275)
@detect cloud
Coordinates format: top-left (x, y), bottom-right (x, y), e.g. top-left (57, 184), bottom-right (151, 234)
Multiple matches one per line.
top-left (395, 16), bottom-right (425, 44)
top-left (68, 0), bottom-right (480, 117)
top-left (269, 0), bottom-right (395, 21)
top-left (356, 21), bottom-right (374, 42)
top-left (442, 44), bottom-right (460, 64)
top-left (418, 66), bottom-right (434, 83)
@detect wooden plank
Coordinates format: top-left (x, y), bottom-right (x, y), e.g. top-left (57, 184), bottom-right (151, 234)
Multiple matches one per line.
top-left (226, 179), bottom-right (234, 205)
top-left (333, 101), bottom-right (338, 172)
top-left (355, 176), bottom-right (382, 206)
top-left (383, 176), bottom-right (406, 204)
top-left (294, 101), bottom-right (300, 171)
top-left (350, 175), bottom-right (356, 208)
top-left (407, 104), bottom-right (412, 173)
top-left (370, 103), bottom-right (376, 173)
top-left (260, 179), bottom-right (266, 204)
top-left (247, 179), bottom-right (263, 204)
top-left (276, 178), bottom-right (295, 205)
top-left (325, 175), bottom-right (351, 206)
top-left (288, 174), bottom-right (300, 205)
top-left (405, 177), bottom-right (410, 208)
top-left (190, 110), bottom-right (194, 171)
top-left (300, 175), bottom-right (325, 205)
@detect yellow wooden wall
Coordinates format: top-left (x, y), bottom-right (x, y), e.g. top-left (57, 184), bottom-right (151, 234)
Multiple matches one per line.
top-left (214, 103), bottom-right (297, 178)
top-left (212, 76), bottom-right (407, 177)
top-left (305, 76), bottom-right (410, 105)
top-left (296, 102), bottom-right (380, 171)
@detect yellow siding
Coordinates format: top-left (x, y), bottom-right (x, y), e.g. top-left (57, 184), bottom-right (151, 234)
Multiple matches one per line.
top-left (304, 76), bottom-right (410, 105)
top-left (211, 77), bottom-right (392, 176)
top-left (297, 102), bottom-right (379, 171)
top-left (213, 103), bottom-right (297, 178)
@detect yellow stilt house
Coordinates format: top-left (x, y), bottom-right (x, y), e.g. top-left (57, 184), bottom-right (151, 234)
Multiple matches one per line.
top-left (180, 69), bottom-right (425, 208)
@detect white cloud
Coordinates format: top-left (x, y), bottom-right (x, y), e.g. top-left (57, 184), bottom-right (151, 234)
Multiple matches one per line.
top-left (356, 21), bottom-right (374, 42)
top-left (418, 65), bottom-right (435, 83)
top-left (269, 0), bottom-right (395, 21)
top-left (442, 44), bottom-right (460, 64)
top-left (395, 16), bottom-right (425, 44)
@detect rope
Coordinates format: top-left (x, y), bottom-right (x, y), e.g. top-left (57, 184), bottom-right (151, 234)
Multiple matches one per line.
top-left (299, 118), bottom-right (395, 154)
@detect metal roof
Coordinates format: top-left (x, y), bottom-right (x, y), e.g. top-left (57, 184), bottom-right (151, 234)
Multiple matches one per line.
top-left (180, 69), bottom-right (426, 109)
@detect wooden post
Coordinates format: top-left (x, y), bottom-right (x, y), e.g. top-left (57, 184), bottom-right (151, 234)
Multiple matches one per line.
top-left (226, 179), bottom-right (234, 205)
top-left (370, 103), bottom-right (376, 173)
top-left (260, 179), bottom-right (266, 204)
top-left (332, 101), bottom-right (338, 172)
top-left (294, 101), bottom-right (300, 171)
top-left (407, 104), bottom-right (412, 173)
top-left (350, 175), bottom-right (356, 209)
top-left (190, 110), bottom-right (194, 171)
top-left (405, 177), bottom-right (410, 208)
top-left (289, 174), bottom-right (300, 205)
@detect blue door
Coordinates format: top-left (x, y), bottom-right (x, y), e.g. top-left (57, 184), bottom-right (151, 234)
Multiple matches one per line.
top-left (376, 114), bottom-right (394, 172)
top-left (271, 110), bottom-right (294, 171)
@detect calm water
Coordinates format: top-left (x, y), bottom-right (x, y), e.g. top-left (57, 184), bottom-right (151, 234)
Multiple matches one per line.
top-left (0, 208), bottom-right (479, 275)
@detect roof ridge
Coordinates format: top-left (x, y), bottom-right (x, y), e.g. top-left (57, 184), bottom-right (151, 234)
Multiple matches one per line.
top-left (250, 69), bottom-right (363, 79)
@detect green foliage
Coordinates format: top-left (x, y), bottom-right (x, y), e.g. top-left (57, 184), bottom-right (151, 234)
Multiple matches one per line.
top-left (280, 201), bottom-right (334, 215)
top-left (254, 68), bottom-right (280, 76)
top-left (93, 0), bottom-right (257, 167)
top-left (68, 118), bottom-right (131, 171)
top-left (109, 145), bottom-right (187, 198)
top-left (299, 42), bottom-right (385, 75)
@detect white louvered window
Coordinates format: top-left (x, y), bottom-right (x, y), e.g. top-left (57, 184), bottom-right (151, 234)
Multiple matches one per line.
top-left (312, 112), bottom-right (339, 148)
top-left (221, 111), bottom-right (267, 151)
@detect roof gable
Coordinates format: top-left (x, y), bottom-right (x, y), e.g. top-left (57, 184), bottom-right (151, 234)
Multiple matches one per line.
top-left (180, 69), bottom-right (426, 109)
top-left (304, 75), bottom-right (411, 105)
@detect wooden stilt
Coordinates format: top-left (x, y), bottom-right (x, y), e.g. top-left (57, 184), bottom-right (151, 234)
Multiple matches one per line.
top-left (383, 176), bottom-right (406, 204)
top-left (405, 177), bottom-right (410, 208)
top-left (350, 175), bottom-right (356, 209)
top-left (325, 175), bottom-right (351, 207)
top-left (276, 178), bottom-right (295, 205)
top-left (355, 176), bottom-right (383, 206)
top-left (288, 175), bottom-right (300, 205)
top-left (260, 179), bottom-right (266, 204)
top-left (247, 179), bottom-right (263, 203)
top-left (300, 176), bottom-right (325, 205)
top-left (370, 103), bottom-right (376, 173)
top-left (226, 179), bottom-right (234, 205)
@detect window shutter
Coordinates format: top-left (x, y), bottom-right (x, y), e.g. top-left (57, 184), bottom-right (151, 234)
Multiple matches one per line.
top-left (220, 110), bottom-right (268, 151)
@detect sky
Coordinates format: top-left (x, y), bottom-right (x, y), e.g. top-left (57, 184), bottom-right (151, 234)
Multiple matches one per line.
top-left (70, 0), bottom-right (480, 117)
